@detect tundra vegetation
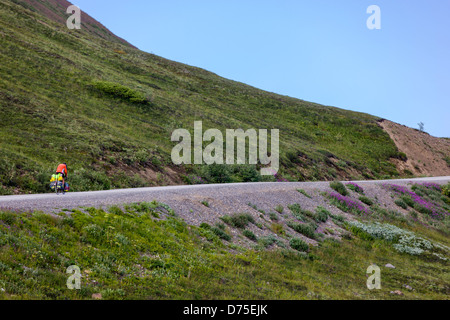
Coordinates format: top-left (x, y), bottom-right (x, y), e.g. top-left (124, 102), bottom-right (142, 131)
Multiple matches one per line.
top-left (0, 0), bottom-right (410, 195)
top-left (0, 182), bottom-right (448, 300)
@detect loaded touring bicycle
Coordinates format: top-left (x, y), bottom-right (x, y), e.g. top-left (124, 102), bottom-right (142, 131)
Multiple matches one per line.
top-left (49, 173), bottom-right (69, 195)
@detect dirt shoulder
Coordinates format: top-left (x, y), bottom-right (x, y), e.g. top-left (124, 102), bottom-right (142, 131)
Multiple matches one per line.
top-left (379, 120), bottom-right (450, 177)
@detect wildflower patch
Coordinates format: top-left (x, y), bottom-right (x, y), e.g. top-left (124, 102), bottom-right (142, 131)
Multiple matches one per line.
top-left (328, 192), bottom-right (370, 216)
top-left (346, 182), bottom-right (364, 194)
top-left (347, 221), bottom-right (449, 257)
top-left (383, 184), bottom-right (448, 220)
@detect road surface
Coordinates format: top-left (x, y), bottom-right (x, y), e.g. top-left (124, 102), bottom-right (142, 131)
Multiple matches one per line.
top-left (0, 176), bottom-right (448, 220)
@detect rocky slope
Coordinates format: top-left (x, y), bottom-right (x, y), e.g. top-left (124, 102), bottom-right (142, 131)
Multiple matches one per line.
top-left (379, 120), bottom-right (450, 176)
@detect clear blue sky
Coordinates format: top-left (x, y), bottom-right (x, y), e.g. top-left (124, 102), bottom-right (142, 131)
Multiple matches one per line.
top-left (73, 0), bottom-right (450, 137)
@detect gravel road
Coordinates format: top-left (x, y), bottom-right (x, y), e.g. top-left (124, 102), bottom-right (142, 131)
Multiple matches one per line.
top-left (1, 176), bottom-right (448, 224)
top-left (1, 176), bottom-right (448, 248)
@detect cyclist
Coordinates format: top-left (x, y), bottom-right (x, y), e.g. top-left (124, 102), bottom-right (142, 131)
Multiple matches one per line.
top-left (56, 163), bottom-right (68, 184)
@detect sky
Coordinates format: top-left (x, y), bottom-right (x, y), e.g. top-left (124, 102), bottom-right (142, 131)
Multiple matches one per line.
top-left (72, 0), bottom-right (450, 137)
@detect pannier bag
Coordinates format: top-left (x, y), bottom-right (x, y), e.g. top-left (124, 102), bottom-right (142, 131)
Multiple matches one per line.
top-left (50, 173), bottom-right (67, 191)
top-left (50, 174), bottom-right (58, 190)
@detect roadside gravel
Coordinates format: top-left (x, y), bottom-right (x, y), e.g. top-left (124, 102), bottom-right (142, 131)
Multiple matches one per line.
top-left (1, 176), bottom-right (448, 249)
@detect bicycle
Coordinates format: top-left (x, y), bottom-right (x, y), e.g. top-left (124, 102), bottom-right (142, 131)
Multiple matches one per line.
top-left (50, 174), bottom-right (69, 195)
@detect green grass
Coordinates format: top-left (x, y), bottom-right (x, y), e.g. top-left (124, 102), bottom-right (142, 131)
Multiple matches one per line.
top-left (0, 0), bottom-right (406, 194)
top-left (401, 195), bottom-right (416, 208)
top-left (359, 196), bottom-right (374, 206)
top-left (0, 1), bottom-right (448, 301)
top-left (201, 200), bottom-right (210, 208)
top-left (288, 203), bottom-right (328, 224)
top-left (89, 80), bottom-right (150, 105)
top-left (220, 213), bottom-right (255, 229)
top-left (275, 205), bottom-right (284, 214)
top-left (394, 198), bottom-right (408, 210)
top-left (330, 181), bottom-right (349, 196)
top-left (315, 206), bottom-right (330, 223)
top-left (289, 238), bottom-right (309, 252)
top-left (0, 185), bottom-right (448, 300)
top-left (287, 221), bottom-right (317, 240)
top-left (242, 229), bottom-right (257, 241)
top-left (272, 223), bottom-right (286, 236)
top-left (346, 183), bottom-right (364, 194)
top-left (0, 200), bottom-right (448, 300)
top-left (200, 223), bottom-right (231, 241)
top-left (297, 189), bottom-right (312, 198)
top-left (443, 183), bottom-right (450, 198)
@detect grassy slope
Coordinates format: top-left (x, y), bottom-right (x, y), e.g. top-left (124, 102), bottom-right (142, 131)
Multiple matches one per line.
top-left (0, 182), bottom-right (448, 300)
top-left (0, 0), bottom-right (405, 195)
top-left (10, 0), bottom-right (135, 48)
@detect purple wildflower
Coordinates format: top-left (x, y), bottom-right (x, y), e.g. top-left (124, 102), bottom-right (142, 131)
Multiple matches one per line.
top-left (329, 192), bottom-right (370, 216)
top-left (187, 175), bottom-right (207, 185)
top-left (417, 182), bottom-right (442, 192)
top-left (274, 173), bottom-right (289, 182)
top-left (383, 184), bottom-right (448, 219)
top-left (346, 182), bottom-right (364, 193)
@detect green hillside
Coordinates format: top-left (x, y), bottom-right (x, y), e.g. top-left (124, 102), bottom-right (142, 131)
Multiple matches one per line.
top-left (0, 0), bottom-right (404, 195)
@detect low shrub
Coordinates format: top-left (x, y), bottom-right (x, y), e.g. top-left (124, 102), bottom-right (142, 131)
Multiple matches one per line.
top-left (414, 203), bottom-right (433, 215)
top-left (71, 168), bottom-right (112, 191)
top-left (315, 206), bottom-right (330, 222)
top-left (200, 223), bottom-right (231, 241)
top-left (288, 204), bottom-right (301, 215)
top-left (231, 165), bottom-right (262, 183)
top-left (257, 235), bottom-right (285, 249)
top-left (269, 212), bottom-right (278, 221)
top-left (384, 184), bottom-right (447, 220)
top-left (359, 196), bottom-right (374, 206)
top-left (183, 175), bottom-right (207, 185)
top-left (346, 182), bottom-right (364, 194)
top-left (413, 182), bottom-right (442, 192)
top-left (270, 223), bottom-right (285, 235)
top-left (442, 183), bottom-right (450, 198)
top-left (297, 189), bottom-right (312, 198)
top-left (221, 213), bottom-right (255, 229)
top-left (348, 221), bottom-right (434, 255)
top-left (330, 214), bottom-right (346, 223)
top-left (287, 221), bottom-right (316, 239)
top-left (401, 195), bottom-right (415, 207)
top-left (397, 152), bottom-right (408, 161)
top-left (330, 181), bottom-right (349, 196)
top-left (290, 238), bottom-right (309, 252)
top-left (90, 80), bottom-right (149, 104)
top-left (394, 198), bottom-right (408, 210)
top-left (303, 210), bottom-right (316, 219)
top-left (200, 164), bottom-right (232, 184)
top-left (329, 192), bottom-right (370, 216)
top-left (442, 195), bottom-right (450, 205)
top-left (243, 230), bottom-right (257, 241)
top-left (0, 211), bottom-right (17, 225)
top-left (201, 201), bottom-right (210, 207)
